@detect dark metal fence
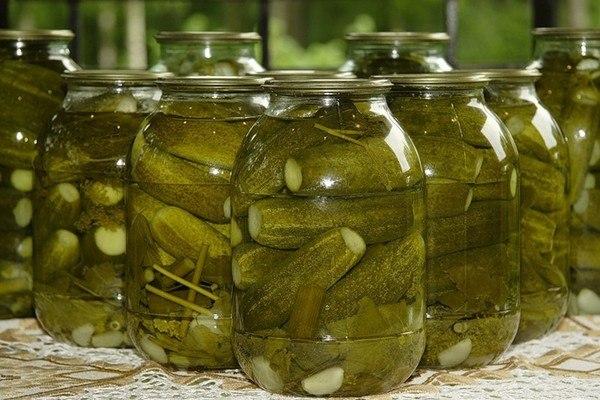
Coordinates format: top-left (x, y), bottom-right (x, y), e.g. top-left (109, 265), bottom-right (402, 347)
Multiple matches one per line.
top-left (0, 0), bottom-right (559, 66)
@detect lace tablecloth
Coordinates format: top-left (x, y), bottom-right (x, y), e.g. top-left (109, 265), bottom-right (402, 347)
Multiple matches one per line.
top-left (1, 317), bottom-right (600, 399)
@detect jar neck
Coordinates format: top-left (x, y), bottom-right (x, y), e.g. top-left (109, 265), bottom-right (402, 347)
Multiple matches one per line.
top-left (532, 36), bottom-right (600, 59)
top-left (484, 82), bottom-right (539, 106)
top-left (0, 40), bottom-right (71, 60)
top-left (159, 41), bottom-right (257, 60)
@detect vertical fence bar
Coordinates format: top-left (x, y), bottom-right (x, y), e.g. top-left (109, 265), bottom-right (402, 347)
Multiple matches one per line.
top-left (0, 0), bottom-right (8, 29)
top-left (68, 0), bottom-right (80, 63)
top-left (533, 0), bottom-right (558, 27)
top-left (445, 0), bottom-right (459, 67)
top-left (258, 0), bottom-right (269, 69)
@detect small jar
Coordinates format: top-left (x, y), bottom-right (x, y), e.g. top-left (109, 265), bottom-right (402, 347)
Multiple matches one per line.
top-left (529, 28), bottom-right (600, 315)
top-left (126, 77), bottom-right (268, 369)
top-left (231, 79), bottom-right (426, 396)
top-left (34, 70), bottom-right (160, 347)
top-left (481, 69), bottom-right (569, 342)
top-left (151, 31), bottom-right (265, 76)
top-left (0, 29), bottom-right (77, 319)
top-left (340, 32), bottom-right (453, 77)
top-left (383, 73), bottom-right (520, 368)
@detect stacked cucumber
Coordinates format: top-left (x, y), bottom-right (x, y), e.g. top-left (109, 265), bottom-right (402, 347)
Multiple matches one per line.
top-left (389, 94), bottom-right (521, 368)
top-left (536, 52), bottom-right (600, 315)
top-left (231, 101), bottom-right (426, 397)
top-left (34, 91), bottom-right (148, 347)
top-left (126, 102), bottom-right (263, 369)
top-left (489, 101), bottom-right (569, 342)
top-left (0, 60), bottom-right (66, 318)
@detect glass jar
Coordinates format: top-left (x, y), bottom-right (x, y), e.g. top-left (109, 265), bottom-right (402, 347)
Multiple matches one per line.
top-left (231, 79), bottom-right (426, 396)
top-left (481, 69), bottom-right (569, 342)
top-left (126, 77), bottom-right (268, 369)
top-left (529, 28), bottom-right (600, 315)
top-left (33, 70), bottom-right (160, 347)
top-left (383, 73), bottom-right (520, 368)
top-left (340, 32), bottom-right (453, 78)
top-left (151, 31), bottom-right (265, 76)
top-left (0, 29), bottom-right (78, 319)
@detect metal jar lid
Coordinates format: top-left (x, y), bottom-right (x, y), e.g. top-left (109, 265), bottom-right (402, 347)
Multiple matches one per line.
top-left (0, 29), bottom-right (74, 41)
top-left (475, 69), bottom-right (541, 83)
top-left (345, 31), bottom-right (450, 43)
top-left (532, 28), bottom-right (600, 40)
top-left (157, 75), bottom-right (267, 92)
top-left (155, 31), bottom-right (261, 44)
top-left (375, 72), bottom-right (488, 88)
top-left (263, 78), bottom-right (392, 96)
top-left (63, 70), bottom-right (162, 86)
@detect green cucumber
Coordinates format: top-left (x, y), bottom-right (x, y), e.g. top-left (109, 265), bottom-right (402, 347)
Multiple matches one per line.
top-left (150, 206), bottom-right (230, 260)
top-left (284, 137), bottom-right (420, 195)
top-left (426, 180), bottom-right (473, 218)
top-left (571, 230), bottom-right (600, 269)
top-left (232, 243), bottom-right (292, 290)
top-left (241, 227), bottom-right (366, 331)
top-left (412, 136), bottom-right (483, 182)
top-left (573, 188), bottom-right (600, 230)
top-left (131, 133), bottom-right (231, 223)
top-left (247, 191), bottom-right (419, 249)
top-left (0, 232), bottom-right (31, 261)
top-left (0, 188), bottom-right (32, 230)
top-left (36, 229), bottom-right (80, 281)
top-left (475, 148), bottom-right (516, 184)
top-left (427, 200), bottom-right (516, 257)
top-left (520, 155), bottom-right (567, 212)
top-left (319, 231), bottom-right (425, 324)
top-left (473, 169), bottom-right (517, 201)
top-left (36, 183), bottom-right (81, 238)
top-left (147, 114), bottom-right (248, 170)
top-left (521, 208), bottom-right (556, 254)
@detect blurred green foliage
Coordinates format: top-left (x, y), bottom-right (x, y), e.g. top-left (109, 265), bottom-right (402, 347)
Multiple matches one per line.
top-left (6, 0), bottom-right (600, 69)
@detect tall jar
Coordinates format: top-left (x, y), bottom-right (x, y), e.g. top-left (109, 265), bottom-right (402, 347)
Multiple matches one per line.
top-left (0, 29), bottom-right (78, 319)
top-left (481, 69), bottom-right (569, 342)
top-left (34, 70), bottom-right (160, 347)
top-left (529, 28), bottom-right (600, 315)
top-left (339, 32), bottom-right (453, 77)
top-left (151, 31), bottom-right (265, 76)
top-left (231, 79), bottom-right (426, 396)
top-left (383, 73), bottom-right (520, 368)
top-left (126, 77), bottom-right (268, 369)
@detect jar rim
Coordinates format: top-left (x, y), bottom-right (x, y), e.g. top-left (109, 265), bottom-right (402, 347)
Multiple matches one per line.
top-left (0, 29), bottom-right (74, 41)
top-left (249, 70), bottom-right (355, 79)
top-left (263, 78), bottom-right (392, 95)
top-left (532, 27), bottom-right (600, 39)
top-left (345, 31), bottom-right (450, 43)
top-left (375, 72), bottom-right (488, 87)
top-left (155, 31), bottom-right (261, 43)
top-left (475, 69), bottom-right (540, 83)
top-left (63, 70), bottom-right (163, 86)
top-left (158, 75), bottom-right (268, 92)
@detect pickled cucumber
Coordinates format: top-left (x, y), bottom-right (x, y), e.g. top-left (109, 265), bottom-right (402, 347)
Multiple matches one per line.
top-left (426, 180), bottom-right (473, 218)
top-left (411, 136), bottom-right (483, 182)
top-left (247, 192), bottom-right (418, 249)
top-left (132, 133), bottom-right (230, 223)
top-left (427, 201), bottom-right (515, 257)
top-left (284, 137), bottom-right (417, 195)
top-left (241, 227), bottom-right (366, 331)
top-left (232, 243), bottom-right (291, 290)
top-left (319, 231), bottom-right (425, 324)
